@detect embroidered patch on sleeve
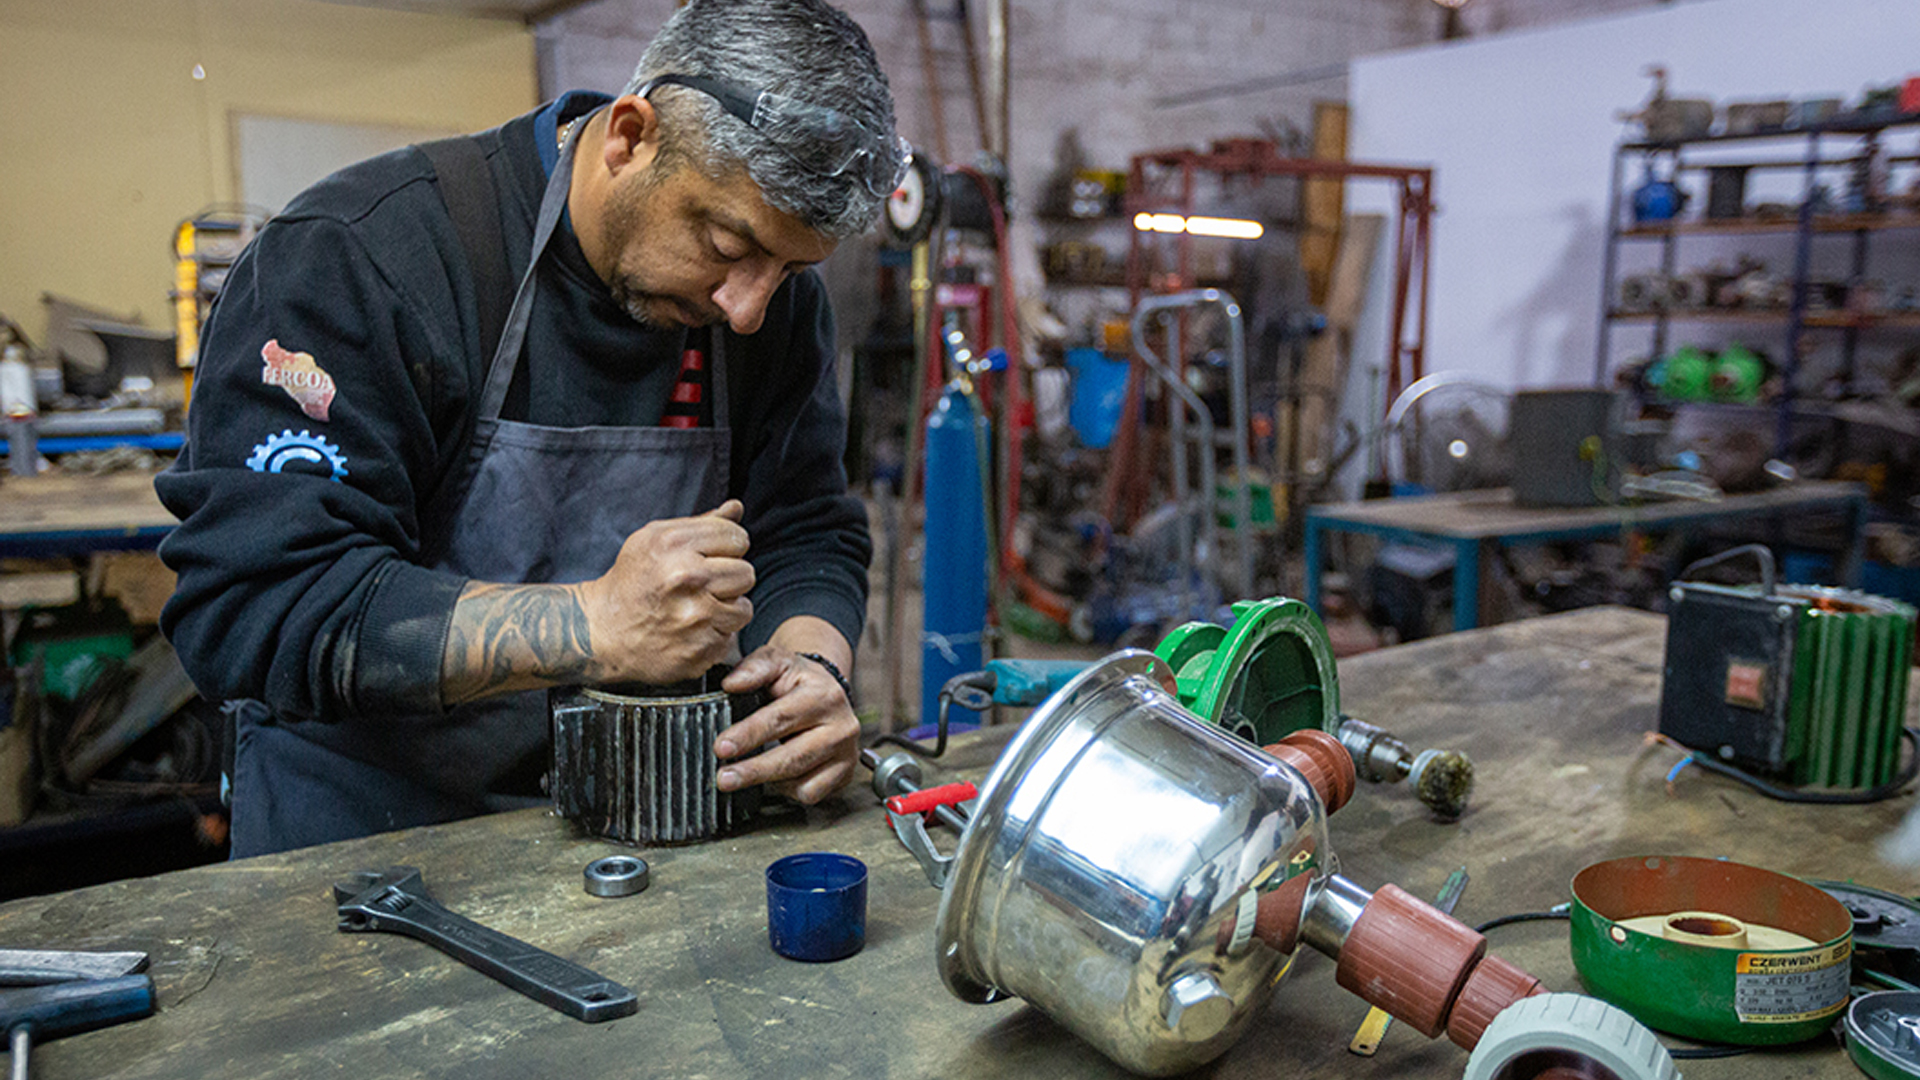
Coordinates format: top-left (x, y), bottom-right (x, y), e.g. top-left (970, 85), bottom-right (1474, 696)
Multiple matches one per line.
top-left (246, 429), bottom-right (349, 482)
top-left (261, 339), bottom-right (337, 421)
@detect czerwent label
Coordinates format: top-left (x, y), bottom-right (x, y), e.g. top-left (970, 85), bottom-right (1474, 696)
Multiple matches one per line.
top-left (1732, 940), bottom-right (1851, 1023)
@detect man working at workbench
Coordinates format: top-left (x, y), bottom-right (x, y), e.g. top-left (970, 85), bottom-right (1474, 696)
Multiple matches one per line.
top-left (154, 0), bottom-right (901, 857)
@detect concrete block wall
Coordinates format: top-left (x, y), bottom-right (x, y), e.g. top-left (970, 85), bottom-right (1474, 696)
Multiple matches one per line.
top-left (537, 0), bottom-right (1444, 219)
top-left (532, 0), bottom-right (1682, 456)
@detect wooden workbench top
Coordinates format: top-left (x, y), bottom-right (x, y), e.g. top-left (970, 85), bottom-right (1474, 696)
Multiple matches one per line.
top-left (0, 469), bottom-right (174, 538)
top-left (2, 607), bottom-right (1913, 1078)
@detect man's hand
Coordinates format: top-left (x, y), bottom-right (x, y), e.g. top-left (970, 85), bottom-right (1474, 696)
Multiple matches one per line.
top-left (714, 645), bottom-right (858, 804)
top-left (440, 501), bottom-right (753, 706)
top-left (577, 499), bottom-right (755, 684)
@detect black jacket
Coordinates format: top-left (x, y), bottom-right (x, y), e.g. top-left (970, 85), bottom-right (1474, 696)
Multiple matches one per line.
top-left (156, 95), bottom-right (870, 724)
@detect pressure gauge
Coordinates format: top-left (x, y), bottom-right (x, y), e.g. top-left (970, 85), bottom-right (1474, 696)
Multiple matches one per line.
top-left (885, 147), bottom-right (942, 247)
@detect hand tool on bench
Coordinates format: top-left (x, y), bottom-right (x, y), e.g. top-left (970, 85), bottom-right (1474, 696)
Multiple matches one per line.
top-left (863, 748), bottom-right (979, 889)
top-left (3, 975), bottom-right (156, 1080)
top-left (0, 950), bottom-right (148, 987)
top-left (334, 867), bottom-right (636, 1023)
top-left (861, 747), bottom-right (973, 833)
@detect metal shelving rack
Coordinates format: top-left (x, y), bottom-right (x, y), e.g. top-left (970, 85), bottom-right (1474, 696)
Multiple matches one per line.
top-left (1101, 139), bottom-right (1435, 530)
top-left (1596, 114), bottom-right (1920, 456)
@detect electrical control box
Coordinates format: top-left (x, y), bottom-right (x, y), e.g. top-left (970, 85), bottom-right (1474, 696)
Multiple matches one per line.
top-left (1659, 582), bottom-right (1798, 776)
top-left (1659, 581), bottom-right (1914, 788)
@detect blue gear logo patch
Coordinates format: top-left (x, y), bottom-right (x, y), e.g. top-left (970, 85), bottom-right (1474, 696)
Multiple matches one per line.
top-left (246, 429), bottom-right (349, 482)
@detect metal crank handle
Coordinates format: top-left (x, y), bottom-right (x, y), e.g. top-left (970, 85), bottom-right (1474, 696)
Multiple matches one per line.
top-left (335, 869), bottom-right (636, 1023)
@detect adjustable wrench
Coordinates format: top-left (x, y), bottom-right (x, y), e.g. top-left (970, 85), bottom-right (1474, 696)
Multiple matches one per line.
top-left (333, 867), bottom-right (636, 1023)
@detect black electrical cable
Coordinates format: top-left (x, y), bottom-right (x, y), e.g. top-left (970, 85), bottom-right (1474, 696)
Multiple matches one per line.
top-left (1473, 906), bottom-right (1754, 1061)
top-left (1667, 1044), bottom-right (1755, 1060)
top-left (1679, 726), bottom-right (1920, 804)
top-left (1472, 908), bottom-right (1569, 934)
top-left (867, 670), bottom-right (996, 759)
top-left (1677, 542), bottom-right (1775, 594)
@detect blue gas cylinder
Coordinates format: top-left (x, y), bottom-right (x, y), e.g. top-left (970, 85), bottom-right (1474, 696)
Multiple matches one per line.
top-left (921, 384), bottom-right (991, 727)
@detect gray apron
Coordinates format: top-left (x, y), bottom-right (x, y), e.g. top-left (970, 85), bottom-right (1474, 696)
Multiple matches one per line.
top-left (230, 119), bottom-right (731, 857)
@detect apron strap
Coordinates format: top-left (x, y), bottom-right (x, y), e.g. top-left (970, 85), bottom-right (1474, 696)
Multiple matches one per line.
top-left (709, 327), bottom-right (729, 428)
top-left (418, 136), bottom-right (512, 365)
top-left (475, 112), bottom-right (595, 423)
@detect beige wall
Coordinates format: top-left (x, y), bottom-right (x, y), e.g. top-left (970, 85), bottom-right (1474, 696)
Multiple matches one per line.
top-left (0, 0), bottom-right (537, 342)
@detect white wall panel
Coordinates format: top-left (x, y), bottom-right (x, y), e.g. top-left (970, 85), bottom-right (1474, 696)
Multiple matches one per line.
top-left (1348, 0), bottom-right (1920, 396)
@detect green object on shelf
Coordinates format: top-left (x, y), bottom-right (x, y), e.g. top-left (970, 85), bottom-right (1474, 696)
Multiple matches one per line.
top-left (1000, 594), bottom-right (1070, 644)
top-left (1214, 478), bottom-right (1276, 529)
top-left (1657, 345), bottom-right (1714, 401)
top-left (7, 601), bottom-right (134, 701)
top-left (1153, 596), bottom-right (1340, 744)
top-left (1712, 343), bottom-right (1766, 404)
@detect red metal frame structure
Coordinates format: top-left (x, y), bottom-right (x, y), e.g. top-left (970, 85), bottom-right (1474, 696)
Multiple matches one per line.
top-left (1102, 139), bottom-right (1434, 525)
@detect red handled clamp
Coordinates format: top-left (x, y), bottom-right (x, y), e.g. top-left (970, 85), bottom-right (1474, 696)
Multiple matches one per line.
top-left (886, 782), bottom-right (977, 819)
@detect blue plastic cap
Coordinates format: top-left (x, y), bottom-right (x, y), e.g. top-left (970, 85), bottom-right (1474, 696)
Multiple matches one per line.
top-left (766, 852), bottom-right (868, 962)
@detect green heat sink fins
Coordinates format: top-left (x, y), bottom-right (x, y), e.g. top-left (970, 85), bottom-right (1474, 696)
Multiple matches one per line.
top-left (1779, 585), bottom-right (1916, 789)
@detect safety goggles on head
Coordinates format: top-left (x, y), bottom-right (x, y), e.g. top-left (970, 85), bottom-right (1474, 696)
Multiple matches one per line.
top-left (636, 73), bottom-right (911, 200)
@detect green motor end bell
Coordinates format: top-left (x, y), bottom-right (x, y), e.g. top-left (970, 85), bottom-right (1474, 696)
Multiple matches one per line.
top-left (1155, 596), bottom-right (1475, 819)
top-left (1154, 597), bottom-right (1341, 744)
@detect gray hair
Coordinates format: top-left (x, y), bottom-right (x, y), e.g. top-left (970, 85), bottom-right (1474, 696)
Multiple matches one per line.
top-left (626, 0), bottom-right (898, 240)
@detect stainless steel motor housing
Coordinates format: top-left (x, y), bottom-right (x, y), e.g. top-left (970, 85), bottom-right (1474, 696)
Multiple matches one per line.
top-left (933, 650), bottom-right (1334, 1076)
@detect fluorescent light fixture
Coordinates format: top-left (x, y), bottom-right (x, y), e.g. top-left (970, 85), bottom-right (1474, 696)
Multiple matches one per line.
top-left (1132, 212), bottom-right (1263, 240)
top-left (1184, 215), bottom-right (1263, 239)
top-left (1133, 212), bottom-right (1187, 234)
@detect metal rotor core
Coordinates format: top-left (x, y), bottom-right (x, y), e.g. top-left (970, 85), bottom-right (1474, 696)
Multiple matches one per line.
top-left (550, 667), bottom-right (766, 845)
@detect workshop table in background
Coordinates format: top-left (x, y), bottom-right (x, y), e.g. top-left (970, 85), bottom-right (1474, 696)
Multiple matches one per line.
top-left (1302, 481), bottom-right (1870, 632)
top-left (0, 470), bottom-right (175, 559)
top-left (0, 608), bottom-right (1909, 1079)
top-left (0, 468), bottom-right (203, 893)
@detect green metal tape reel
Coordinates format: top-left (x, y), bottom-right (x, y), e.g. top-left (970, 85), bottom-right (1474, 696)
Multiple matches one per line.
top-left (1154, 597), bottom-right (1341, 744)
top-left (1569, 855), bottom-right (1854, 1046)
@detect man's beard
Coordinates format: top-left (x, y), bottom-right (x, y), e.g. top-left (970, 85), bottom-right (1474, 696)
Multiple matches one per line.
top-left (598, 168), bottom-right (724, 330)
top-left (607, 274), bottom-right (722, 330)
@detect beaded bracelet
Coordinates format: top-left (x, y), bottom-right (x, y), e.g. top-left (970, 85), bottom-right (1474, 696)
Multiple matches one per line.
top-left (799, 652), bottom-right (853, 701)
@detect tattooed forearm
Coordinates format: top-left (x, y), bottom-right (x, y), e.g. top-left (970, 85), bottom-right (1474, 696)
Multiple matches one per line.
top-left (441, 582), bottom-right (596, 706)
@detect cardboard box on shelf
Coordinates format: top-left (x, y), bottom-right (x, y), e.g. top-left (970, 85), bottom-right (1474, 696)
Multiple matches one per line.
top-left (95, 553), bottom-right (176, 628)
